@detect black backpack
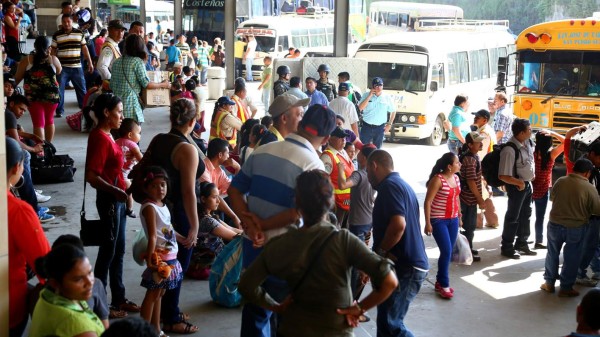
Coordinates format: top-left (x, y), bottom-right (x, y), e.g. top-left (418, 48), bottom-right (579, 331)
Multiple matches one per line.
top-left (481, 142), bottom-right (519, 188)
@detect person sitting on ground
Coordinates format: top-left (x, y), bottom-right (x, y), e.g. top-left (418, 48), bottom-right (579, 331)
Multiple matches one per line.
top-left (30, 244), bottom-right (105, 337)
top-left (565, 288), bottom-right (600, 336)
top-left (238, 169), bottom-right (398, 336)
top-left (541, 158), bottom-right (600, 297)
top-left (260, 115), bottom-right (273, 129)
top-left (52, 234), bottom-right (112, 327)
top-left (199, 138), bottom-right (241, 227)
top-left (240, 123), bottom-right (268, 165)
top-left (116, 118), bottom-right (143, 218)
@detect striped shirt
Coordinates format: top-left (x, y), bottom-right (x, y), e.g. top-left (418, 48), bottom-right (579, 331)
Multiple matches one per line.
top-left (175, 42), bottom-right (190, 65)
top-left (196, 46), bottom-right (209, 67)
top-left (430, 174), bottom-right (461, 219)
top-left (459, 154), bottom-right (482, 206)
top-left (51, 28), bottom-right (86, 68)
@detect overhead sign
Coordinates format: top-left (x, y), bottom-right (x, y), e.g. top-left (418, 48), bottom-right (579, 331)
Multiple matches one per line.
top-left (108, 0), bottom-right (140, 5)
top-left (183, 0), bottom-right (225, 10)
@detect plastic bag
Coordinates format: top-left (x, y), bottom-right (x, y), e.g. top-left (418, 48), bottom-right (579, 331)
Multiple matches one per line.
top-left (452, 233), bottom-right (473, 265)
top-left (132, 229), bottom-right (148, 266)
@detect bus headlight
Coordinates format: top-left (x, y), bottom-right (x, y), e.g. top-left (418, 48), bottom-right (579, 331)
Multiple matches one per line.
top-left (408, 115), bottom-right (416, 123)
top-left (400, 115), bottom-right (408, 122)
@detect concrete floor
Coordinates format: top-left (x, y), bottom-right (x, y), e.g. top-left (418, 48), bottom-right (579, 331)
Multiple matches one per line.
top-left (16, 36), bottom-right (591, 335)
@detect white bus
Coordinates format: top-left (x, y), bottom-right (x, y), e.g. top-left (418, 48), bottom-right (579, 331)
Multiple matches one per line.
top-left (368, 1), bottom-right (463, 37)
top-left (235, 14), bottom-right (359, 80)
top-left (113, 0), bottom-right (174, 38)
top-left (354, 25), bottom-right (515, 145)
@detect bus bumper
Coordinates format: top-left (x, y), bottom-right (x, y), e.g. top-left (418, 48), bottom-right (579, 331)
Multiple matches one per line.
top-left (385, 123), bottom-right (432, 141)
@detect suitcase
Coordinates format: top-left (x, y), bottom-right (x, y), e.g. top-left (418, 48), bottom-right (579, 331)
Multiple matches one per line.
top-left (569, 122), bottom-right (600, 163)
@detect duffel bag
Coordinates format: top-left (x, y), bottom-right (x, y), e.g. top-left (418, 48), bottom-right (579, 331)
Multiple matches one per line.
top-left (31, 154), bottom-right (76, 184)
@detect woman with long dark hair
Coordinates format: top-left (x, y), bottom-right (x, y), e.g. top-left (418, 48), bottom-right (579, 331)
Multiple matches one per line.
top-left (532, 130), bottom-right (564, 249)
top-left (424, 152), bottom-right (461, 299)
top-left (85, 93), bottom-right (140, 318)
top-left (239, 170), bottom-right (398, 337)
top-left (14, 35), bottom-right (62, 142)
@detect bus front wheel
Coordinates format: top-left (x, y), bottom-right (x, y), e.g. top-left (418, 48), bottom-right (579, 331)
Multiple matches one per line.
top-left (427, 116), bottom-right (444, 146)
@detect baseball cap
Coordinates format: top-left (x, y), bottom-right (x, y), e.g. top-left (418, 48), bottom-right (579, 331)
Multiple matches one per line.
top-left (268, 94), bottom-right (310, 118)
top-left (487, 96), bottom-right (495, 103)
top-left (472, 109), bottom-right (491, 120)
top-left (217, 96), bottom-right (236, 106)
top-left (372, 77), bottom-right (384, 86)
top-left (299, 105), bottom-right (336, 137)
top-left (330, 126), bottom-right (348, 138)
top-left (5, 136), bottom-right (25, 170)
top-left (338, 82), bottom-right (349, 91)
top-left (173, 62), bottom-right (183, 68)
top-left (107, 19), bottom-right (126, 30)
top-left (466, 131), bottom-right (486, 143)
top-left (4, 73), bottom-right (16, 87)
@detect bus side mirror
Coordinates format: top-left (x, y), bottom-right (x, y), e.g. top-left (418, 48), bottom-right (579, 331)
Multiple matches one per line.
top-left (278, 45), bottom-right (284, 52)
top-left (430, 81), bottom-right (438, 92)
top-left (497, 71), bottom-right (506, 87)
top-left (498, 56), bottom-right (508, 73)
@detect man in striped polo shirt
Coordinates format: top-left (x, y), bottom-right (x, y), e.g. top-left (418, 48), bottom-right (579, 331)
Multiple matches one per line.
top-left (52, 14), bottom-right (93, 117)
top-left (228, 102), bottom-right (336, 337)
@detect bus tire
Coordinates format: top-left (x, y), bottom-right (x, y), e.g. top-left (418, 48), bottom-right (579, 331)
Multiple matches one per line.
top-left (427, 116), bottom-right (444, 146)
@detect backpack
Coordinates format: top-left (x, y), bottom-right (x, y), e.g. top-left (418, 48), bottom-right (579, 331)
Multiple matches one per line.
top-left (481, 142), bottom-right (519, 188)
top-left (457, 150), bottom-right (479, 188)
top-left (209, 235), bottom-right (243, 307)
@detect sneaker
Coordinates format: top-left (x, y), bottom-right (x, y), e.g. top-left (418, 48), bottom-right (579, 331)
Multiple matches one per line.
top-left (126, 209), bottom-right (137, 218)
top-left (36, 191), bottom-right (51, 203)
top-left (35, 189), bottom-right (43, 194)
top-left (516, 245), bottom-right (537, 256)
top-left (575, 277), bottom-right (598, 287)
top-left (55, 112), bottom-right (63, 118)
top-left (558, 289), bottom-right (580, 297)
top-left (435, 281), bottom-right (454, 294)
top-left (472, 255), bottom-right (482, 262)
top-left (540, 283), bottom-right (555, 293)
top-left (38, 212), bottom-right (55, 223)
top-left (438, 287), bottom-right (454, 299)
top-left (501, 250), bottom-right (521, 259)
top-left (38, 206), bottom-right (49, 214)
top-left (534, 243), bottom-right (547, 249)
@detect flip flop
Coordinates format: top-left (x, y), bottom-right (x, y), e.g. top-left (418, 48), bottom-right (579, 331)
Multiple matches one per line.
top-left (109, 307), bottom-right (128, 319)
top-left (119, 299), bottom-right (141, 312)
top-left (162, 321), bottom-right (199, 334)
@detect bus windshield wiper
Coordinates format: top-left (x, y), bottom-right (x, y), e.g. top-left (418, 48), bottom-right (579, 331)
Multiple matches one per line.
top-left (401, 88), bottom-right (418, 95)
top-left (540, 94), bottom-right (556, 104)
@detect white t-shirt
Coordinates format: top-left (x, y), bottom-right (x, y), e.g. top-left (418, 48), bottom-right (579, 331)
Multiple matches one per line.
top-left (246, 39), bottom-right (257, 56)
top-left (329, 96), bottom-right (358, 130)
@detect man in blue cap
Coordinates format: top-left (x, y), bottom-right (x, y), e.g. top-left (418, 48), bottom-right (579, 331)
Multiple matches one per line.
top-left (358, 77), bottom-right (395, 149)
top-left (228, 104), bottom-right (337, 337)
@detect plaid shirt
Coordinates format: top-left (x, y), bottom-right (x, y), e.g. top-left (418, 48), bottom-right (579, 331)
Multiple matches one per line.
top-left (110, 56), bottom-right (149, 123)
top-left (493, 105), bottom-right (513, 144)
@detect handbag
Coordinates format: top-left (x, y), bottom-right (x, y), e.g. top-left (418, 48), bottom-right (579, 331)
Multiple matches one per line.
top-left (122, 61), bottom-right (146, 110)
top-left (80, 177), bottom-right (116, 247)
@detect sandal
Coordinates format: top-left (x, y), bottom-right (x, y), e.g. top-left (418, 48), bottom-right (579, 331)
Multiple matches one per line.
top-left (118, 299), bottom-right (141, 312)
top-left (160, 312), bottom-right (190, 323)
top-left (162, 321), bottom-right (199, 334)
top-left (126, 209), bottom-right (137, 218)
top-left (109, 306), bottom-right (128, 319)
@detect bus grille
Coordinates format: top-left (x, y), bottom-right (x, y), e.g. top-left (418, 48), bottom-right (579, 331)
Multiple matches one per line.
top-left (552, 112), bottom-right (600, 130)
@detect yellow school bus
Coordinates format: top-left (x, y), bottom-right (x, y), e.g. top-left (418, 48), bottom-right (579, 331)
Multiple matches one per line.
top-left (513, 19), bottom-right (600, 133)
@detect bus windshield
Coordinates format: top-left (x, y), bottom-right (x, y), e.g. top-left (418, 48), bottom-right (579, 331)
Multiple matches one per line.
top-left (368, 62), bottom-right (428, 91)
top-left (254, 36), bottom-right (276, 53)
top-left (518, 50), bottom-right (600, 96)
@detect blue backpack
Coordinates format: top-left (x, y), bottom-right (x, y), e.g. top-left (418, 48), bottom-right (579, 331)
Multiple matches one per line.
top-left (209, 235), bottom-right (243, 307)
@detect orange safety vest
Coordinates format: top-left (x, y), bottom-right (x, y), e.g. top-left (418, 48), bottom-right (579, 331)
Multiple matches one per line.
top-left (210, 109), bottom-right (237, 147)
top-left (232, 95), bottom-right (250, 123)
top-left (323, 149), bottom-right (353, 211)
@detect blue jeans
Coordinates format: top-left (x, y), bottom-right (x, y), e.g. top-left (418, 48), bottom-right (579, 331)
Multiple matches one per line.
top-left (533, 192), bottom-right (549, 244)
top-left (431, 218), bottom-right (459, 288)
top-left (200, 67), bottom-right (208, 85)
top-left (18, 151), bottom-right (39, 213)
top-left (58, 67), bottom-right (87, 115)
top-left (235, 58), bottom-right (243, 79)
top-left (544, 222), bottom-right (588, 290)
top-left (261, 87), bottom-right (270, 109)
top-left (360, 122), bottom-right (385, 149)
top-left (94, 191), bottom-right (127, 305)
top-left (501, 183), bottom-right (532, 253)
top-left (377, 268), bottom-right (427, 337)
top-left (162, 201), bottom-right (195, 324)
top-left (460, 202), bottom-right (477, 249)
top-left (447, 139), bottom-right (462, 155)
top-left (577, 217), bottom-right (600, 278)
top-left (246, 57), bottom-right (254, 81)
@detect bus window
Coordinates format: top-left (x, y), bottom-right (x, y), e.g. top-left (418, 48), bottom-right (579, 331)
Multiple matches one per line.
top-left (278, 36), bottom-right (289, 51)
top-left (518, 62), bottom-right (541, 92)
top-left (379, 12), bottom-right (387, 25)
top-left (310, 28), bottom-right (327, 47)
top-left (448, 53), bottom-right (459, 85)
top-left (292, 29), bottom-right (310, 48)
top-left (326, 27), bottom-right (334, 45)
top-left (508, 45), bottom-right (516, 76)
top-left (146, 16), bottom-right (151, 23)
top-left (469, 49), bottom-right (489, 81)
top-left (431, 63), bottom-right (445, 89)
top-left (255, 35), bottom-right (276, 53)
top-left (367, 62), bottom-right (428, 91)
top-left (490, 47), bottom-right (500, 77)
top-left (389, 12), bottom-right (400, 27)
top-left (456, 51), bottom-right (469, 83)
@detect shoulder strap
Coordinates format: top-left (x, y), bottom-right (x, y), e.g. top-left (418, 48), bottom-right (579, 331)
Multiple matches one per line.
top-left (506, 142), bottom-right (520, 178)
top-left (291, 229), bottom-right (338, 294)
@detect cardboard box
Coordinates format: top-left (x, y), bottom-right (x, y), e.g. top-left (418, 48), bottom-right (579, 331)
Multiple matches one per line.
top-left (142, 88), bottom-right (170, 107)
top-left (147, 71), bottom-right (169, 83)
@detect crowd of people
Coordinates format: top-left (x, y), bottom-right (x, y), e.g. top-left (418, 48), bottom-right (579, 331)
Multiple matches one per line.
top-left (5, 4), bottom-right (600, 337)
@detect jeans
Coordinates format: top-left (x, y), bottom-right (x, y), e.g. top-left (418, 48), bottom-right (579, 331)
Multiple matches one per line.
top-left (246, 57), bottom-right (254, 81)
top-left (94, 191), bottom-right (127, 305)
top-left (241, 238), bottom-right (289, 337)
top-left (235, 58), bottom-right (243, 79)
top-left (533, 192), bottom-right (549, 244)
top-left (577, 217), bottom-right (600, 278)
top-left (162, 201), bottom-right (195, 324)
top-left (17, 151), bottom-right (39, 213)
top-left (544, 222), bottom-right (588, 290)
top-left (460, 202), bottom-right (477, 249)
top-left (360, 122), bottom-right (385, 149)
top-left (58, 67), bottom-right (87, 115)
top-left (200, 67), bottom-right (208, 85)
top-left (377, 268), bottom-right (427, 337)
top-left (261, 88), bottom-right (271, 109)
top-left (447, 139), bottom-right (462, 155)
top-left (431, 218), bottom-right (459, 288)
top-left (501, 182), bottom-right (532, 253)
